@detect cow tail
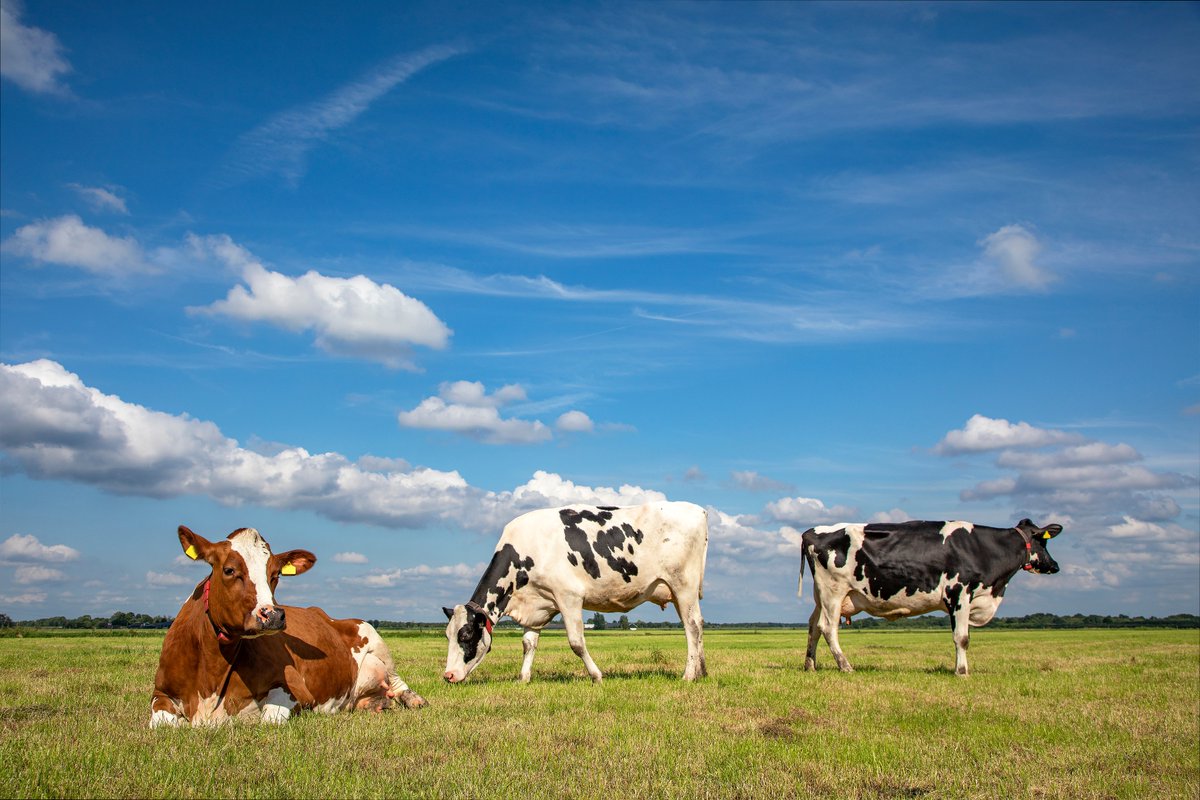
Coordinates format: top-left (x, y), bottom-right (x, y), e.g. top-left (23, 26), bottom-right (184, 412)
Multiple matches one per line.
top-left (797, 548), bottom-right (805, 600)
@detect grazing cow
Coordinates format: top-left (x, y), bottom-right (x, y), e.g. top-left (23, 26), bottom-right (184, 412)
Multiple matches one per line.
top-left (442, 501), bottom-right (708, 684)
top-left (150, 526), bottom-right (426, 727)
top-left (799, 518), bottom-right (1063, 675)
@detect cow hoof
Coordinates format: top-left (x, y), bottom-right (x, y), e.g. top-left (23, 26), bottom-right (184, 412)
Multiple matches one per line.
top-left (397, 690), bottom-right (428, 709)
top-left (804, 658), bottom-right (816, 672)
top-left (955, 669), bottom-right (969, 677)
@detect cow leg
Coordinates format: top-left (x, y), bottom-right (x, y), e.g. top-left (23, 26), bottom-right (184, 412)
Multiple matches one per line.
top-left (948, 595), bottom-right (972, 676)
top-left (561, 602), bottom-right (603, 682)
top-left (671, 589), bottom-right (707, 681)
top-left (518, 628), bottom-right (541, 683)
top-left (818, 591), bottom-right (853, 672)
top-left (352, 622), bottom-right (427, 709)
top-left (149, 693), bottom-right (186, 728)
top-left (804, 604), bottom-right (822, 671)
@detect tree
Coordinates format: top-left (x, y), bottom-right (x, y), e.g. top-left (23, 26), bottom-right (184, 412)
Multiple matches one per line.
top-left (618, 615), bottom-right (630, 630)
top-left (0, 613), bottom-right (12, 628)
top-left (589, 612), bottom-right (607, 630)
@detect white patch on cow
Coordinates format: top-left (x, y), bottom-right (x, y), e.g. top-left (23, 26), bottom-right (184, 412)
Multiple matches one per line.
top-left (229, 528), bottom-right (275, 612)
top-left (260, 687), bottom-right (296, 724)
top-left (150, 709), bottom-right (185, 728)
top-left (968, 588), bottom-right (1003, 626)
top-left (940, 521), bottom-right (974, 539)
top-left (192, 691), bottom-right (228, 726)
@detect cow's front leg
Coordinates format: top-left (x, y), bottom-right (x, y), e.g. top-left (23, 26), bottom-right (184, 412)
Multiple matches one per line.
top-left (260, 686), bottom-right (298, 724)
top-left (561, 602), bottom-right (603, 682)
top-left (949, 597), bottom-right (972, 676)
top-left (150, 693), bottom-right (187, 728)
top-left (519, 628), bottom-right (541, 683)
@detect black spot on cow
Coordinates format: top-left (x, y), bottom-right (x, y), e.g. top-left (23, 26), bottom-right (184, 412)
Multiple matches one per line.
top-left (562, 508), bottom-right (610, 579)
top-left (592, 523), bottom-right (644, 583)
top-left (469, 543), bottom-right (535, 614)
top-left (597, 506), bottom-right (618, 511)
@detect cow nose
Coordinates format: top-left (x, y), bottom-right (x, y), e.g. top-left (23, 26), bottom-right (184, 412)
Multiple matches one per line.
top-left (443, 671), bottom-right (457, 683)
top-left (258, 605), bottom-right (286, 630)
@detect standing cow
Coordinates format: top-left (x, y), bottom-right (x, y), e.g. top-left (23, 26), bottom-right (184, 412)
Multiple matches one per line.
top-left (799, 518), bottom-right (1063, 675)
top-left (442, 502), bottom-right (709, 684)
top-left (151, 526), bottom-right (426, 727)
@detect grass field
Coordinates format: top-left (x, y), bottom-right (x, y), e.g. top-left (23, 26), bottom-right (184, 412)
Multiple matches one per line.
top-left (1, 627), bottom-right (1197, 799)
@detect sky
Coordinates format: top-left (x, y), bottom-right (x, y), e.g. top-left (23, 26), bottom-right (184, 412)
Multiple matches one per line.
top-left (1, 1), bottom-right (1197, 624)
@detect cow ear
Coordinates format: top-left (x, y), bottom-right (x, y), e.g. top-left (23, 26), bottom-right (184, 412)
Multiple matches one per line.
top-left (273, 550), bottom-right (316, 576)
top-left (443, 606), bottom-right (455, 621)
top-left (178, 526), bottom-right (216, 564)
top-left (1039, 524), bottom-right (1063, 540)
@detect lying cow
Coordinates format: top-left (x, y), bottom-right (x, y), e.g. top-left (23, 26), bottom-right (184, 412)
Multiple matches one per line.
top-left (799, 518), bottom-right (1062, 675)
top-left (150, 525), bottom-right (426, 727)
top-left (443, 502), bottom-right (709, 684)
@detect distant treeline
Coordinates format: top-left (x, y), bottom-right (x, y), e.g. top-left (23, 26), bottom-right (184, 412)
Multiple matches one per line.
top-left (4, 611), bottom-right (1197, 631)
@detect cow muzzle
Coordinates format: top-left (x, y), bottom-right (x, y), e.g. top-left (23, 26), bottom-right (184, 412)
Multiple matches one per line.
top-left (254, 605), bottom-right (286, 633)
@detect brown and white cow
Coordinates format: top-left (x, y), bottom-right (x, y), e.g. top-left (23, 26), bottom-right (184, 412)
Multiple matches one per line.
top-left (150, 525), bottom-right (426, 727)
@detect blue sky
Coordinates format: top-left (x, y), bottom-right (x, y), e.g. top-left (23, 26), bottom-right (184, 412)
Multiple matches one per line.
top-left (1, 1), bottom-right (1197, 623)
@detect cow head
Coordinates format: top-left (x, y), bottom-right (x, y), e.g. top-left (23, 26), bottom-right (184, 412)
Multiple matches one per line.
top-left (442, 603), bottom-right (492, 683)
top-left (177, 525), bottom-right (315, 639)
top-left (1015, 519), bottom-right (1063, 574)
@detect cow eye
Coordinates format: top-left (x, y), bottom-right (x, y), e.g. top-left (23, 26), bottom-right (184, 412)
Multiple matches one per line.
top-left (223, 567), bottom-right (236, 577)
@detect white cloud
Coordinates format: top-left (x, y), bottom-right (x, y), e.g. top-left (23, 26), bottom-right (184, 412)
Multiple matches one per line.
top-left (979, 224), bottom-right (1053, 290)
top-left (191, 238), bottom-right (451, 369)
top-left (14, 565), bottom-right (65, 584)
top-left (2, 215), bottom-right (153, 275)
top-left (0, 591), bottom-right (47, 605)
top-left (333, 552), bottom-right (368, 564)
top-left (556, 410), bottom-right (595, 433)
top-left (0, 533), bottom-right (80, 562)
top-left (730, 470), bottom-right (793, 493)
top-left (220, 44), bottom-right (465, 186)
top-left (0, 360), bottom-right (664, 534)
top-left (398, 382), bottom-right (551, 445)
top-left (357, 561), bottom-right (481, 589)
top-left (67, 183), bottom-right (129, 215)
top-left (0, 0), bottom-right (71, 96)
top-left (763, 496), bottom-right (858, 527)
top-left (145, 570), bottom-right (190, 587)
top-left (934, 414), bottom-right (1083, 455)
top-left (868, 508), bottom-right (912, 524)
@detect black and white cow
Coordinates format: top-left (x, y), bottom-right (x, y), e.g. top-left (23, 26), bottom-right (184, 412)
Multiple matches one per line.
top-left (443, 501), bottom-right (709, 683)
top-left (799, 519), bottom-right (1063, 675)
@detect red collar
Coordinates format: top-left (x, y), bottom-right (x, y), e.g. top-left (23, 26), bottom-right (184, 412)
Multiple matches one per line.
top-left (201, 579), bottom-right (234, 643)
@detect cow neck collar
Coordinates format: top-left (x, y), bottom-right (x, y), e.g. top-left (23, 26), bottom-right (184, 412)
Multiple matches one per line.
top-left (201, 579), bottom-right (239, 645)
top-left (465, 600), bottom-right (495, 635)
top-left (1013, 528), bottom-right (1034, 572)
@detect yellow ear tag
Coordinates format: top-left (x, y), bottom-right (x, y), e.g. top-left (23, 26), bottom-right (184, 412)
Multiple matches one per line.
top-left (185, 544), bottom-right (198, 560)
top-left (1042, 532), bottom-right (1052, 539)
top-left (281, 564), bottom-right (297, 575)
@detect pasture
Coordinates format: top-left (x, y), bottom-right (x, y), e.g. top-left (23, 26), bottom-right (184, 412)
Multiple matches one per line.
top-left (1, 627), bottom-right (1196, 799)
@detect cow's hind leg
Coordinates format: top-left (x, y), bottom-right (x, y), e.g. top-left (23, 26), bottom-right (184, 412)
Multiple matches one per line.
top-left (671, 588), bottom-right (707, 680)
top-left (353, 622), bottom-right (427, 710)
top-left (818, 590), bottom-right (853, 672)
top-left (947, 591), bottom-right (972, 676)
top-left (804, 603), bottom-right (822, 671)
top-left (561, 599), bottom-right (603, 682)
top-left (519, 627), bottom-right (541, 683)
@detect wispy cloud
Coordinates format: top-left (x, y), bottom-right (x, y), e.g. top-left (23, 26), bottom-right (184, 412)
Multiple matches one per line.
top-left (66, 183), bottom-right (129, 215)
top-left (218, 44), bottom-right (465, 187)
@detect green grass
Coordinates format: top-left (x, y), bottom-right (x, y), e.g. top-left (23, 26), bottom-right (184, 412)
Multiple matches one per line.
top-left (1, 628), bottom-right (1197, 798)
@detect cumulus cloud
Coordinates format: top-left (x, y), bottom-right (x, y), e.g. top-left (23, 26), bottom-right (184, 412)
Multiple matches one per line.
top-left (0, 591), bottom-right (47, 605)
top-left (0, 533), bottom-right (80, 562)
top-left (934, 414), bottom-right (1083, 455)
top-left (979, 224), bottom-right (1053, 290)
top-left (333, 552), bottom-right (369, 564)
top-left (14, 565), bottom-right (65, 584)
top-left (67, 183), bottom-right (129, 215)
top-left (398, 381), bottom-right (551, 445)
top-left (0, 0), bottom-right (71, 96)
top-left (555, 410), bottom-right (594, 433)
top-left (0, 359), bottom-right (661, 535)
top-left (190, 236), bottom-right (451, 369)
top-left (763, 496), bottom-right (858, 527)
top-left (2, 215), bottom-right (153, 275)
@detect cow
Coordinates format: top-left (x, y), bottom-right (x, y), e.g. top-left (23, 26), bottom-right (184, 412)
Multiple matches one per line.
top-left (799, 518), bottom-right (1063, 676)
top-left (150, 525), bottom-right (426, 727)
top-left (442, 501), bottom-right (708, 684)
